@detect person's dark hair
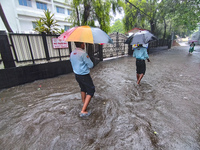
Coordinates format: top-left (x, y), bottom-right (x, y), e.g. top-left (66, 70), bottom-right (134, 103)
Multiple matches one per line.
top-left (75, 42), bottom-right (83, 48)
top-left (138, 44), bottom-right (143, 47)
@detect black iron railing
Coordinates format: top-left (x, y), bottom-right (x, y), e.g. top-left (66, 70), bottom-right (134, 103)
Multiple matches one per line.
top-left (9, 33), bottom-right (70, 64)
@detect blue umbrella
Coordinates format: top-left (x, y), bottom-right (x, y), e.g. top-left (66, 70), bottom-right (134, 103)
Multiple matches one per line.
top-left (126, 30), bottom-right (157, 45)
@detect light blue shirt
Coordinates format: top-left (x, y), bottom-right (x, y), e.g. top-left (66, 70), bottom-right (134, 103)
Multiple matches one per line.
top-left (133, 46), bottom-right (149, 60)
top-left (70, 48), bottom-right (93, 75)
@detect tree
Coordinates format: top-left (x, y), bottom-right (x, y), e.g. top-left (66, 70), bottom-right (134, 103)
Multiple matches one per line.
top-left (123, 0), bottom-right (159, 34)
top-left (110, 19), bottom-right (125, 34)
top-left (34, 10), bottom-right (59, 34)
top-left (157, 0), bottom-right (200, 39)
top-left (123, 0), bottom-right (200, 39)
top-left (69, 0), bottom-right (123, 33)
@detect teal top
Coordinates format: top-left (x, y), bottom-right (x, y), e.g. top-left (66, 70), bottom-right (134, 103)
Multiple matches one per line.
top-left (190, 43), bottom-right (195, 48)
top-left (133, 46), bottom-right (149, 60)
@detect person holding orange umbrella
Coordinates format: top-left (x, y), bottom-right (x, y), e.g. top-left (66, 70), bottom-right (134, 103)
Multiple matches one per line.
top-left (70, 42), bottom-right (95, 117)
top-left (58, 26), bottom-right (113, 117)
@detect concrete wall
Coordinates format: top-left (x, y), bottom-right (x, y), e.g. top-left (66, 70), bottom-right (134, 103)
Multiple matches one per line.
top-left (0, 60), bottom-right (73, 90)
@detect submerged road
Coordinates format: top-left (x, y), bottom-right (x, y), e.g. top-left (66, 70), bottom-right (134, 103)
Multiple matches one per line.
top-left (0, 44), bottom-right (200, 150)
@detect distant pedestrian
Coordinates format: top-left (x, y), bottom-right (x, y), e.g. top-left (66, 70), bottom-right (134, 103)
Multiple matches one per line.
top-left (70, 42), bottom-right (95, 117)
top-left (189, 42), bottom-right (195, 54)
top-left (133, 44), bottom-right (150, 85)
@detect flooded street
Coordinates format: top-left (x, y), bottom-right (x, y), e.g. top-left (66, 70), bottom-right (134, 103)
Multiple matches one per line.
top-left (0, 45), bottom-right (200, 150)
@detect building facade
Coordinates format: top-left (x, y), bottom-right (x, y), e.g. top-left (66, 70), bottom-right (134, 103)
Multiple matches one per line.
top-left (0, 0), bottom-right (73, 33)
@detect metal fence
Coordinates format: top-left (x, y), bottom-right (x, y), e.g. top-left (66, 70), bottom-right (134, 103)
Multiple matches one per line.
top-left (8, 33), bottom-right (72, 67)
top-left (103, 32), bottom-right (128, 59)
top-left (0, 52), bottom-right (2, 63)
top-left (149, 39), bottom-right (170, 48)
top-left (0, 32), bottom-right (171, 70)
top-left (103, 39), bottom-right (128, 58)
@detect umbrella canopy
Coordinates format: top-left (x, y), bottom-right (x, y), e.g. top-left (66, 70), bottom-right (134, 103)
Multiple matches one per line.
top-left (58, 26), bottom-right (113, 44)
top-left (188, 40), bottom-right (198, 44)
top-left (125, 30), bottom-right (157, 45)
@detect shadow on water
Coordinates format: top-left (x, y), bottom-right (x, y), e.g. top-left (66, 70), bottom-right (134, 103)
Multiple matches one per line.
top-left (0, 45), bottom-right (200, 149)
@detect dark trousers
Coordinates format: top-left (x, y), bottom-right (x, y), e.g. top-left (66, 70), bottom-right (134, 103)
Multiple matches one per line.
top-left (75, 74), bottom-right (95, 97)
top-left (136, 59), bottom-right (146, 75)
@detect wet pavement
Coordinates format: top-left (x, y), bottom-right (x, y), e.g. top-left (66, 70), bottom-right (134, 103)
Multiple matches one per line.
top-left (0, 43), bottom-right (200, 150)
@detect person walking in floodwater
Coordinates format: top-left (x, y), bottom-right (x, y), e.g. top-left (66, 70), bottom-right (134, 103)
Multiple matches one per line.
top-left (189, 42), bottom-right (195, 54)
top-left (133, 44), bottom-right (150, 85)
top-left (70, 42), bottom-right (95, 117)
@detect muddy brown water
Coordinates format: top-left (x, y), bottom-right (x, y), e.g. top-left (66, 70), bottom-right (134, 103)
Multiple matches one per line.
top-left (0, 45), bottom-right (200, 150)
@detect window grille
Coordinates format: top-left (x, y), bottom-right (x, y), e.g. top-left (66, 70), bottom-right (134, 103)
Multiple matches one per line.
top-left (64, 26), bottom-right (70, 31)
top-left (56, 6), bottom-right (65, 14)
top-left (36, 1), bottom-right (47, 10)
top-left (18, 0), bottom-right (32, 7)
top-left (67, 9), bottom-right (72, 15)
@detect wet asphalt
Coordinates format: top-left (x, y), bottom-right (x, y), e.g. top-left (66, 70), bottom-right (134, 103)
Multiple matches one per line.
top-left (0, 43), bottom-right (200, 150)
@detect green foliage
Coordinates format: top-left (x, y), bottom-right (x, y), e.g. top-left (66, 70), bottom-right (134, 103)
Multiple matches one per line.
top-left (57, 28), bottom-right (65, 34)
top-left (93, 0), bottom-right (112, 33)
top-left (110, 19), bottom-right (125, 34)
top-left (34, 10), bottom-right (59, 34)
top-left (123, 0), bottom-right (200, 39)
top-left (70, 0), bottom-right (123, 33)
top-left (123, 0), bottom-right (151, 32)
top-left (68, 0), bottom-right (200, 38)
top-left (34, 19), bottom-right (45, 34)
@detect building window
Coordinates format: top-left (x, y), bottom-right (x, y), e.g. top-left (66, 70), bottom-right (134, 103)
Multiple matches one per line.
top-left (67, 9), bottom-right (72, 15)
top-left (36, 2), bottom-right (47, 10)
top-left (56, 6), bottom-right (65, 14)
top-left (18, 0), bottom-right (32, 7)
top-left (32, 22), bottom-right (36, 29)
top-left (64, 26), bottom-right (70, 31)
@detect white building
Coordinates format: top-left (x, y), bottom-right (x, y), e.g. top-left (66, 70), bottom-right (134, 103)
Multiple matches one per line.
top-left (0, 0), bottom-right (73, 33)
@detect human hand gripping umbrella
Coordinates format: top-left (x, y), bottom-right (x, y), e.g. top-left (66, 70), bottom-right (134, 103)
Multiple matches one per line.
top-left (125, 30), bottom-right (157, 45)
top-left (58, 25), bottom-right (113, 44)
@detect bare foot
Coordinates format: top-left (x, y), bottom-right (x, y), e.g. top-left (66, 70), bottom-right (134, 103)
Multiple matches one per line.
top-left (80, 111), bottom-right (88, 114)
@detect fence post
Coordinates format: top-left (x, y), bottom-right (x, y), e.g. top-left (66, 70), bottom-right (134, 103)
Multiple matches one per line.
top-left (41, 32), bottom-right (50, 61)
top-left (168, 39), bottom-right (172, 49)
top-left (68, 42), bottom-right (72, 53)
top-left (87, 43), bottom-right (94, 58)
top-left (0, 31), bottom-right (15, 68)
top-left (86, 43), bottom-right (96, 65)
top-left (128, 44), bottom-right (133, 55)
top-left (99, 44), bottom-right (103, 61)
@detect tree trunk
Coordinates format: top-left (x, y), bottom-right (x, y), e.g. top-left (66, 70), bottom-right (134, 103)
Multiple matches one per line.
top-left (162, 18), bottom-right (167, 45)
top-left (76, 8), bottom-right (80, 26)
top-left (0, 4), bottom-right (13, 32)
top-left (150, 20), bottom-right (155, 34)
top-left (82, 1), bottom-right (91, 25)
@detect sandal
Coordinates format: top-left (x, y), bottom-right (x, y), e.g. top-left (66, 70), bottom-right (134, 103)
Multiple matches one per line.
top-left (80, 110), bottom-right (91, 117)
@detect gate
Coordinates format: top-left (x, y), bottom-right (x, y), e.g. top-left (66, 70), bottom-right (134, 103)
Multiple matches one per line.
top-left (103, 32), bottom-right (128, 59)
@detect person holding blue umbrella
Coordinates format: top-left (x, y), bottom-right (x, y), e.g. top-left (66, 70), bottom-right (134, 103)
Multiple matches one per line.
top-left (125, 30), bottom-right (156, 85)
top-left (133, 44), bottom-right (150, 85)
